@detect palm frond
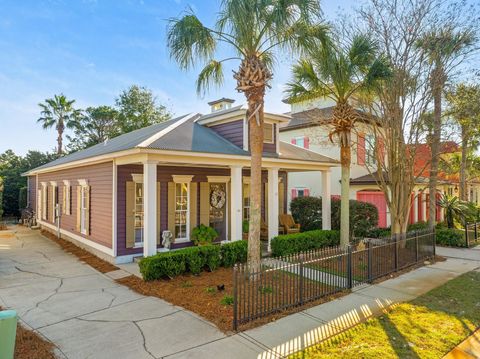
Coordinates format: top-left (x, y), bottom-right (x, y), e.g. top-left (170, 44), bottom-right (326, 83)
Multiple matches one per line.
top-left (196, 60), bottom-right (225, 95)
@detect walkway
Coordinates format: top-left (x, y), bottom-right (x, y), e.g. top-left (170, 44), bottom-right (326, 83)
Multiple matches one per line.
top-left (1, 228), bottom-right (478, 358)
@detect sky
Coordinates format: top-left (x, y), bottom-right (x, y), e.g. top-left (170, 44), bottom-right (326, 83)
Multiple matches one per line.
top-left (0, 0), bottom-right (360, 155)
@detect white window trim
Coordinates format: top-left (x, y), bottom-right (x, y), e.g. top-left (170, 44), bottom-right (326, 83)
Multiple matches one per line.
top-left (40, 182), bottom-right (47, 221)
top-left (207, 176), bottom-right (230, 183)
top-left (174, 181), bottom-right (190, 243)
top-left (131, 173), bottom-right (143, 183)
top-left (172, 175), bottom-right (193, 183)
top-left (63, 180), bottom-right (71, 215)
top-left (80, 185), bottom-right (88, 235)
top-left (77, 179), bottom-right (88, 186)
top-left (263, 123), bottom-right (274, 144)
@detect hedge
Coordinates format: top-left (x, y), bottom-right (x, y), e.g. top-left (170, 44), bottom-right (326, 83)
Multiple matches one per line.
top-left (436, 228), bottom-right (464, 247)
top-left (270, 230), bottom-right (340, 257)
top-left (139, 240), bottom-right (247, 281)
top-left (290, 196), bottom-right (379, 237)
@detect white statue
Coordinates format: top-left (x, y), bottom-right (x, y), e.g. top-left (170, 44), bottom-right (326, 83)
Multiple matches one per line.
top-left (162, 230), bottom-right (173, 249)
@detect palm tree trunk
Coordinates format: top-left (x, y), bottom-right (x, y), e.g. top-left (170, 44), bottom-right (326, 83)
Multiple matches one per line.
top-left (460, 126), bottom-right (468, 201)
top-left (247, 100), bottom-right (263, 273)
top-left (340, 144), bottom-right (350, 247)
top-left (57, 117), bottom-right (64, 155)
top-left (428, 64), bottom-right (443, 230)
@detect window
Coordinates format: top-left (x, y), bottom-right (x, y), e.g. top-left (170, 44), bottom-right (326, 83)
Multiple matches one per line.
top-left (263, 123), bottom-right (274, 144)
top-left (41, 183), bottom-right (47, 220)
top-left (365, 134), bottom-right (376, 165)
top-left (292, 136), bottom-right (309, 149)
top-left (134, 183), bottom-right (144, 246)
top-left (80, 186), bottom-right (89, 235)
top-left (243, 183), bottom-right (250, 221)
top-left (175, 182), bottom-right (189, 239)
top-left (291, 188), bottom-right (310, 199)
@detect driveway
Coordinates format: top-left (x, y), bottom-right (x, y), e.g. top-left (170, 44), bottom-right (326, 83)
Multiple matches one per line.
top-left (0, 227), bottom-right (266, 358)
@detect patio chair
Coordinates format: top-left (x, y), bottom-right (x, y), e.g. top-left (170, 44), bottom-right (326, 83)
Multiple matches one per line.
top-left (279, 214), bottom-right (301, 234)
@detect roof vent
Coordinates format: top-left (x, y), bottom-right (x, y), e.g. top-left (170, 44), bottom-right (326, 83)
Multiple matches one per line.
top-left (208, 98), bottom-right (235, 113)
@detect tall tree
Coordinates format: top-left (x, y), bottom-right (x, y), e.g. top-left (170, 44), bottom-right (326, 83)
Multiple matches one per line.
top-left (115, 85), bottom-right (171, 133)
top-left (167, 0), bottom-right (324, 269)
top-left (416, 28), bottom-right (476, 229)
top-left (37, 94), bottom-right (82, 155)
top-left (285, 34), bottom-right (391, 247)
top-left (445, 83), bottom-right (480, 200)
top-left (67, 106), bottom-right (120, 152)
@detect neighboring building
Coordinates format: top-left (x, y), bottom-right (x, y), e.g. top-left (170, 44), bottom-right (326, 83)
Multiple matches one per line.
top-left (24, 99), bottom-right (338, 263)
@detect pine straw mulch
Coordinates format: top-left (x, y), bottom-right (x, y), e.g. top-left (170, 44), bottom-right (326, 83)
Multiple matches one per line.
top-left (117, 268), bottom-right (350, 333)
top-left (0, 307), bottom-right (56, 359)
top-left (40, 230), bottom-right (118, 273)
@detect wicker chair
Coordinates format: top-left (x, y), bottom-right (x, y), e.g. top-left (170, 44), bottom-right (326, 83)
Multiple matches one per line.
top-left (279, 214), bottom-right (301, 234)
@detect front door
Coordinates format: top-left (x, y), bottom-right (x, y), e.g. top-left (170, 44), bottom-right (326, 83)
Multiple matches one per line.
top-left (209, 183), bottom-right (227, 241)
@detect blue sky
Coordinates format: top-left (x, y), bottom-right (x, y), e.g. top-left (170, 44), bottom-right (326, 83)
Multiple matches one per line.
top-left (0, 0), bottom-right (360, 155)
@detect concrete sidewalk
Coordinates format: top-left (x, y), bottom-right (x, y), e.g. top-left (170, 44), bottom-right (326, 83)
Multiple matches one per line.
top-left (1, 227), bottom-right (479, 359)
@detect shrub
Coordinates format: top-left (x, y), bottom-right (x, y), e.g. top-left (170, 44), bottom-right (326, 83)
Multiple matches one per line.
top-left (139, 251), bottom-right (186, 281)
top-left (220, 295), bottom-right (234, 306)
top-left (407, 221), bottom-right (428, 232)
top-left (290, 196), bottom-right (379, 236)
top-left (242, 220), bottom-right (249, 233)
top-left (270, 230), bottom-right (340, 257)
top-left (199, 245), bottom-right (221, 271)
top-left (436, 228), bottom-right (464, 247)
top-left (221, 240), bottom-right (248, 267)
top-left (365, 227), bottom-right (391, 238)
top-left (183, 247), bottom-right (205, 275)
top-left (191, 224), bottom-right (218, 246)
top-left (290, 196), bottom-right (322, 231)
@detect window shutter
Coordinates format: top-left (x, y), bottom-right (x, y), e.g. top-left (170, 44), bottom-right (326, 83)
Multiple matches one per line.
top-left (125, 181), bottom-right (135, 248)
top-left (62, 186), bottom-right (66, 215)
top-left (291, 188), bottom-right (298, 199)
top-left (199, 182), bottom-right (210, 226)
top-left (167, 182), bottom-right (176, 237)
top-left (291, 138), bottom-right (297, 145)
top-left (304, 188), bottom-right (310, 197)
top-left (37, 189), bottom-right (41, 220)
top-left (357, 134), bottom-right (366, 165)
top-left (304, 137), bottom-right (310, 149)
top-left (189, 182), bottom-right (198, 237)
top-left (264, 182), bottom-right (268, 224)
top-left (85, 186), bottom-right (91, 235)
top-left (76, 186), bottom-right (81, 232)
top-left (156, 182), bottom-right (161, 245)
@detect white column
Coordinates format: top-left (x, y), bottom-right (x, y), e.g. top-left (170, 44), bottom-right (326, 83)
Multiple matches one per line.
top-left (321, 170), bottom-right (331, 230)
top-left (267, 168), bottom-right (279, 252)
top-left (143, 161), bottom-right (157, 257)
top-left (421, 191), bottom-right (427, 222)
top-left (230, 166), bottom-right (243, 241)
top-left (413, 190), bottom-right (419, 223)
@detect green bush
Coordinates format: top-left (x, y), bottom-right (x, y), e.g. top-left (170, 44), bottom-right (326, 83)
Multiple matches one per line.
top-left (436, 228), bottom-right (464, 247)
top-left (183, 247), bottom-right (205, 275)
top-left (407, 221), bottom-right (428, 232)
top-left (199, 245), bottom-right (221, 271)
top-left (365, 227), bottom-right (391, 238)
top-left (191, 224), bottom-right (218, 246)
top-left (290, 197), bottom-right (379, 236)
top-left (270, 230), bottom-right (340, 257)
top-left (242, 220), bottom-right (249, 234)
top-left (290, 196), bottom-right (322, 231)
top-left (139, 251), bottom-right (186, 281)
top-left (221, 240), bottom-right (248, 267)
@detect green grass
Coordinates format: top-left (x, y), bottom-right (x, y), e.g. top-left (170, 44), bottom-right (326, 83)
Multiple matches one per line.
top-left (291, 271), bottom-right (480, 359)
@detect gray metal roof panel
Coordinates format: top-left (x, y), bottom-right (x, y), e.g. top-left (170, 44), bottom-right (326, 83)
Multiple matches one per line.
top-left (279, 142), bottom-right (338, 164)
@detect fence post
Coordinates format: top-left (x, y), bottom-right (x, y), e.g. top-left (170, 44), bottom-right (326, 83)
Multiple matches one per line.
top-left (367, 241), bottom-right (373, 283)
top-left (232, 264), bottom-right (238, 331)
top-left (394, 234), bottom-right (399, 272)
top-left (465, 220), bottom-right (470, 248)
top-left (299, 255), bottom-right (304, 305)
top-left (415, 231), bottom-right (419, 263)
top-left (347, 245), bottom-right (353, 289)
top-left (475, 222), bottom-right (478, 242)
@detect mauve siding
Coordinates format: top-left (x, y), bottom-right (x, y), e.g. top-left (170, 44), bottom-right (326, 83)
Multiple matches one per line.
top-left (247, 123), bottom-right (278, 154)
top-left (210, 119), bottom-right (244, 148)
top-left (28, 176), bottom-right (36, 210)
top-left (38, 161), bottom-right (113, 249)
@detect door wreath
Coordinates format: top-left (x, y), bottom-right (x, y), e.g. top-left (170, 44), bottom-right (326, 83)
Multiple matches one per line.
top-left (210, 187), bottom-right (226, 209)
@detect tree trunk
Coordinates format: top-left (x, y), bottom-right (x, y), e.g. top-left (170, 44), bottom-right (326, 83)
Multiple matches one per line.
top-left (428, 63), bottom-right (444, 230)
top-left (340, 144), bottom-right (350, 247)
top-left (460, 126), bottom-right (468, 201)
top-left (57, 117), bottom-right (64, 155)
top-left (247, 100), bottom-right (264, 273)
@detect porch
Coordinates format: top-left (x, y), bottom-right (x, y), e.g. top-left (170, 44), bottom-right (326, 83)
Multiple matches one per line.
top-left (115, 157), bottom-right (333, 260)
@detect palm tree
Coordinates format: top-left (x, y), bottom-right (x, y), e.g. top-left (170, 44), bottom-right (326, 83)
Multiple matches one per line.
top-left (416, 28), bottom-right (475, 229)
top-left (38, 94), bottom-right (82, 155)
top-left (437, 194), bottom-right (470, 228)
top-left (167, 0), bottom-right (325, 270)
top-left (285, 34), bottom-right (391, 247)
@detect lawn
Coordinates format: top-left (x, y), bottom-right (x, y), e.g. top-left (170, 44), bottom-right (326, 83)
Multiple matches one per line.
top-left (292, 270), bottom-right (480, 359)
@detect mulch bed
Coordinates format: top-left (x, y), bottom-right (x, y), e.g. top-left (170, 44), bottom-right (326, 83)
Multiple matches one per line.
top-left (41, 230), bottom-right (118, 273)
top-left (0, 307), bottom-right (55, 359)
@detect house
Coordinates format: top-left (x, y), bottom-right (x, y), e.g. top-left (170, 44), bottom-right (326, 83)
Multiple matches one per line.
top-left (279, 97), bottom-right (470, 228)
top-left (24, 99), bottom-right (338, 264)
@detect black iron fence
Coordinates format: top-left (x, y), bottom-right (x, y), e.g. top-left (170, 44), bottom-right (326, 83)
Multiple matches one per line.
top-left (465, 222), bottom-right (480, 248)
top-left (232, 230), bottom-right (435, 330)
